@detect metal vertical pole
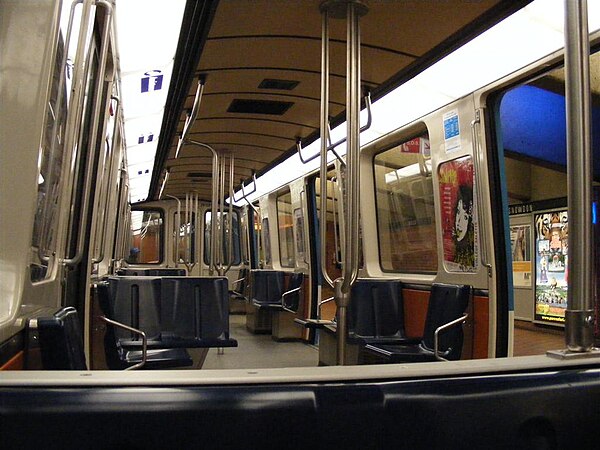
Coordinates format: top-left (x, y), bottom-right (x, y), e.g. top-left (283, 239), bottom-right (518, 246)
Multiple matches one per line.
top-left (319, 6), bottom-right (334, 290)
top-left (320, 0), bottom-right (366, 365)
top-left (564, 0), bottom-right (594, 352)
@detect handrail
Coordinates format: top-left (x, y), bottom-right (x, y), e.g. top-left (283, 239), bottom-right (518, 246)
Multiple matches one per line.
top-left (37, 0), bottom-right (84, 264)
top-left (224, 154), bottom-right (235, 274)
top-left (433, 313), bottom-right (468, 361)
top-left (99, 316), bottom-right (147, 370)
top-left (92, 95), bottom-right (120, 264)
top-left (327, 91), bottom-right (372, 153)
top-left (233, 172), bottom-right (257, 203)
top-left (331, 177), bottom-right (341, 266)
top-left (175, 77), bottom-right (205, 159)
top-left (158, 169), bottom-right (170, 200)
top-left (64, 0), bottom-right (113, 266)
top-left (297, 92), bottom-right (370, 167)
top-left (470, 109), bottom-right (492, 276)
top-left (241, 181), bottom-right (263, 268)
top-left (186, 139), bottom-right (219, 274)
top-left (165, 194), bottom-right (181, 267)
top-left (319, 7), bottom-right (334, 290)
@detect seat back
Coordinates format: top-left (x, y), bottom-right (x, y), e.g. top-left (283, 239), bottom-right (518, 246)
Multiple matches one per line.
top-left (349, 279), bottom-right (405, 338)
top-left (100, 277), bottom-right (162, 341)
top-left (251, 270), bottom-right (285, 304)
top-left (117, 268), bottom-right (186, 276)
top-left (421, 283), bottom-right (471, 360)
top-left (161, 277), bottom-right (230, 340)
top-left (37, 307), bottom-right (87, 370)
top-left (281, 272), bottom-right (304, 312)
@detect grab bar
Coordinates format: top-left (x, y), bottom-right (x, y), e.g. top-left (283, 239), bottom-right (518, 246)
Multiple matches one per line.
top-left (470, 109), bottom-right (492, 276)
top-left (64, 0), bottom-right (113, 266)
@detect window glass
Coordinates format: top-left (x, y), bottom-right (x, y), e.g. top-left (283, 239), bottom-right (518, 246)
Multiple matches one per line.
top-left (277, 190), bottom-right (295, 267)
top-left (174, 211), bottom-right (195, 264)
top-left (204, 211), bottom-right (241, 266)
top-left (262, 218), bottom-right (272, 266)
top-left (127, 209), bottom-right (163, 264)
top-left (30, 37), bottom-right (68, 282)
top-left (373, 131), bottom-right (438, 273)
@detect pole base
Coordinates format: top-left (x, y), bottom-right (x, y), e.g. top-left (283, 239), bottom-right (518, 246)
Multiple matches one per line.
top-left (546, 347), bottom-right (600, 360)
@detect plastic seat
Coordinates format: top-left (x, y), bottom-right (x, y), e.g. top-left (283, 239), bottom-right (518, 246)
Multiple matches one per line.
top-left (281, 272), bottom-right (304, 313)
top-left (363, 283), bottom-right (471, 363)
top-left (250, 270), bottom-right (285, 310)
top-left (36, 306), bottom-right (192, 370)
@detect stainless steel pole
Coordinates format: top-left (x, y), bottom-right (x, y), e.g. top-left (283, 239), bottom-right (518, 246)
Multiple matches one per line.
top-left (319, 6), bottom-right (334, 289)
top-left (564, 0), bottom-right (594, 352)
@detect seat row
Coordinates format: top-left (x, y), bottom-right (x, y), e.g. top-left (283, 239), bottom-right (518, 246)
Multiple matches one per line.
top-left (298, 279), bottom-right (471, 364)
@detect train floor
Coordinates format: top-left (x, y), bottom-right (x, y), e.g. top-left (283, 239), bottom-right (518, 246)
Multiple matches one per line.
top-left (200, 316), bottom-right (564, 370)
top-left (202, 314), bottom-right (319, 370)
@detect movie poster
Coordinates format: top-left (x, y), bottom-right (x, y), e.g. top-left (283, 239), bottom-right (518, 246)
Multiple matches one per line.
top-left (534, 210), bottom-right (568, 325)
top-left (510, 225), bottom-right (532, 287)
top-left (439, 156), bottom-right (478, 272)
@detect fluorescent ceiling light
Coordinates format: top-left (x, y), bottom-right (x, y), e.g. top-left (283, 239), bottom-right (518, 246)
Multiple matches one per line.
top-left (233, 0), bottom-right (600, 205)
top-left (115, 0), bottom-right (186, 203)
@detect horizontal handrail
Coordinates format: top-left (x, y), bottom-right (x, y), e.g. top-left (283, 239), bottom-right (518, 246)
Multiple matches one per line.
top-left (433, 313), bottom-right (468, 361)
top-left (99, 316), bottom-right (147, 370)
top-left (327, 91), bottom-right (372, 152)
top-left (233, 172), bottom-right (257, 203)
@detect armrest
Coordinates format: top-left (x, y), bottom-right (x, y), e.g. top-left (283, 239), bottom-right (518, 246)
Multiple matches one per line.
top-left (99, 316), bottom-right (147, 370)
top-left (433, 313), bottom-right (468, 361)
top-left (281, 286), bottom-right (302, 313)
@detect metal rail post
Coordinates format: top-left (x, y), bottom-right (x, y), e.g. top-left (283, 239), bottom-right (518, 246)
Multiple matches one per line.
top-left (564, 0), bottom-right (594, 352)
top-left (320, 0), bottom-right (367, 365)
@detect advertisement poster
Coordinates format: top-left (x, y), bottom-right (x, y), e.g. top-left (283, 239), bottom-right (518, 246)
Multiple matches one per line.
top-left (534, 210), bottom-right (568, 325)
top-left (439, 156), bottom-right (478, 272)
top-left (510, 225), bottom-right (532, 287)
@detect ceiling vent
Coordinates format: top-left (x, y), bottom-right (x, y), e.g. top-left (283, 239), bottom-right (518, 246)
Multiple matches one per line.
top-left (258, 78), bottom-right (299, 90)
top-left (187, 172), bottom-right (212, 178)
top-left (227, 99), bottom-right (293, 115)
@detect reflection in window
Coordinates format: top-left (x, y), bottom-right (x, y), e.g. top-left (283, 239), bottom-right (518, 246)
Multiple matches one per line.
top-left (374, 131), bottom-right (438, 273)
top-left (262, 218), bottom-right (272, 266)
top-left (277, 190), bottom-right (295, 268)
top-left (127, 209), bottom-right (163, 264)
top-left (174, 212), bottom-right (195, 264)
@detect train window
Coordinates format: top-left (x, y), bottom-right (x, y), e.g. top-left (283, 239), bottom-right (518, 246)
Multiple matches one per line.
top-left (127, 209), bottom-right (164, 264)
top-left (277, 190), bottom-right (295, 268)
top-left (174, 211), bottom-right (196, 265)
top-left (373, 131), bottom-right (438, 273)
top-left (203, 211), bottom-right (241, 266)
top-left (29, 37), bottom-right (68, 282)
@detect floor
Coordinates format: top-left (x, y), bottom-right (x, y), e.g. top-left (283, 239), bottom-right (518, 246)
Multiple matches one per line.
top-left (201, 315), bottom-right (565, 369)
top-left (512, 320), bottom-right (565, 356)
top-left (202, 314), bottom-right (319, 370)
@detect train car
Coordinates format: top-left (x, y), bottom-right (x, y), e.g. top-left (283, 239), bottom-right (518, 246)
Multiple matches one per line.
top-left (1, 0), bottom-right (600, 448)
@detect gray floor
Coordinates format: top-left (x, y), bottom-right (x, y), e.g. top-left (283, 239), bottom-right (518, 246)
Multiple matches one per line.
top-left (201, 314), bottom-right (319, 370)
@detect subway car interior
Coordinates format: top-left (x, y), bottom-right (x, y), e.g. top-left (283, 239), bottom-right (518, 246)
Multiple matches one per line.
top-left (1, 0), bottom-right (600, 448)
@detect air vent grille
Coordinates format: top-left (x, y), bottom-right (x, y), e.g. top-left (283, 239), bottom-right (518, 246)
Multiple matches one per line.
top-left (227, 99), bottom-right (293, 115)
top-left (258, 79), bottom-right (299, 90)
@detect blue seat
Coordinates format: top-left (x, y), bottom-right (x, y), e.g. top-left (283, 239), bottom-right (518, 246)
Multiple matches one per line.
top-left (37, 307), bottom-right (87, 370)
top-left (159, 277), bottom-right (238, 348)
top-left (349, 279), bottom-right (417, 346)
top-left (117, 268), bottom-right (186, 276)
top-left (97, 276), bottom-right (237, 350)
top-left (37, 306), bottom-right (192, 370)
top-left (250, 270), bottom-right (285, 310)
top-left (281, 272), bottom-right (304, 313)
top-left (363, 283), bottom-right (471, 363)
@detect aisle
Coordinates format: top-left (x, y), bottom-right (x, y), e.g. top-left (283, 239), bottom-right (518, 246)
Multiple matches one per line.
top-left (202, 315), bottom-right (319, 370)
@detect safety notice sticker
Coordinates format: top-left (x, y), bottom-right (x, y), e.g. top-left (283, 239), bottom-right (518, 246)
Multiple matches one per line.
top-left (443, 109), bottom-right (461, 153)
